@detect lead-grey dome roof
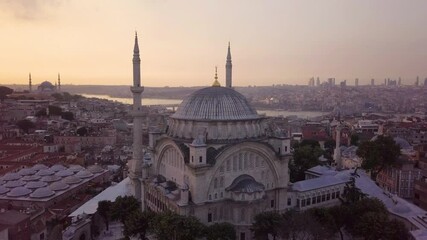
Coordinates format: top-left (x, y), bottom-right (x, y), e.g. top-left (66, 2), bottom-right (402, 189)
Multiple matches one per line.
top-left (172, 87), bottom-right (259, 121)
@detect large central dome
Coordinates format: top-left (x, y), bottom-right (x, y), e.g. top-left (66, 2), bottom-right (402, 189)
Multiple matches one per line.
top-left (172, 86), bottom-right (259, 121)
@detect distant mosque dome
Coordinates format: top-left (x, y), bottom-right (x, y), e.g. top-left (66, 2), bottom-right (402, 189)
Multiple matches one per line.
top-left (37, 81), bottom-right (57, 93)
top-left (172, 86), bottom-right (259, 121)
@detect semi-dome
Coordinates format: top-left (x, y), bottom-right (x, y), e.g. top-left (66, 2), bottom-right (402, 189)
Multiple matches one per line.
top-left (55, 169), bottom-right (74, 177)
top-left (17, 168), bottom-right (37, 176)
top-left (22, 175), bottom-right (41, 181)
top-left (49, 181), bottom-right (70, 191)
top-left (4, 180), bottom-right (26, 188)
top-left (87, 165), bottom-right (104, 174)
top-left (2, 172), bottom-right (21, 181)
top-left (25, 181), bottom-right (48, 189)
top-left (36, 169), bottom-right (55, 176)
top-left (7, 187), bottom-right (32, 197)
top-left (62, 176), bottom-right (82, 185)
top-left (75, 170), bottom-right (93, 179)
top-left (30, 187), bottom-right (55, 198)
top-left (68, 165), bottom-right (85, 173)
top-left (50, 164), bottom-right (67, 172)
top-left (40, 175), bottom-right (61, 183)
top-left (32, 164), bottom-right (49, 171)
top-left (172, 86), bottom-right (259, 121)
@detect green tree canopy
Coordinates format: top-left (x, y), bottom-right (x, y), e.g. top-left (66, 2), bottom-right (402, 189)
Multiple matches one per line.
top-left (124, 211), bottom-right (154, 240)
top-left (111, 196), bottom-right (141, 224)
top-left (206, 222), bottom-right (236, 240)
top-left (357, 135), bottom-right (401, 180)
top-left (251, 211), bottom-right (282, 240)
top-left (289, 143), bottom-right (324, 182)
top-left (97, 200), bottom-right (112, 231)
top-left (151, 211), bottom-right (205, 240)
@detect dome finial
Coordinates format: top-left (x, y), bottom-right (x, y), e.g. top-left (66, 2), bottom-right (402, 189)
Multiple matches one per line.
top-left (212, 66), bottom-right (221, 87)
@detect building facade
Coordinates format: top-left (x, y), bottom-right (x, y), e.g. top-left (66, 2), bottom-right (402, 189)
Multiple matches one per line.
top-left (129, 36), bottom-right (292, 239)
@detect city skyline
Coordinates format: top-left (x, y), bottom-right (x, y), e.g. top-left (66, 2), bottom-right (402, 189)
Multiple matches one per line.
top-left (1, 0), bottom-right (427, 87)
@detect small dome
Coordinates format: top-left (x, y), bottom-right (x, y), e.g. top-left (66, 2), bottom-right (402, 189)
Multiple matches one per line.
top-left (4, 180), bottom-right (26, 188)
top-left (32, 164), bottom-right (49, 171)
top-left (25, 181), bottom-right (48, 189)
top-left (172, 87), bottom-right (259, 121)
top-left (7, 187), bottom-right (32, 197)
top-left (36, 169), bottom-right (55, 176)
top-left (2, 172), bottom-right (21, 181)
top-left (30, 187), bottom-right (55, 198)
top-left (68, 165), bottom-right (85, 173)
top-left (22, 175), bottom-right (41, 181)
top-left (40, 175), bottom-right (61, 183)
top-left (75, 170), bottom-right (93, 179)
top-left (87, 165), bottom-right (104, 174)
top-left (62, 176), bottom-right (82, 185)
top-left (49, 164), bottom-right (67, 172)
top-left (38, 81), bottom-right (55, 89)
top-left (17, 168), bottom-right (37, 176)
top-left (49, 181), bottom-right (70, 191)
top-left (0, 185), bottom-right (10, 195)
top-left (55, 169), bottom-right (74, 177)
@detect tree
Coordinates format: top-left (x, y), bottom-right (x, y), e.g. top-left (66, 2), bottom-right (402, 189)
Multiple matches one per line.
top-left (97, 200), bottom-right (112, 231)
top-left (35, 109), bottom-right (47, 117)
top-left (151, 211), bottom-right (205, 240)
top-left (279, 210), bottom-right (330, 240)
top-left (251, 211), bottom-right (282, 240)
top-left (340, 174), bottom-right (366, 204)
top-left (124, 211), bottom-right (154, 240)
top-left (383, 219), bottom-right (410, 240)
top-left (289, 144), bottom-right (324, 182)
top-left (345, 198), bottom-right (388, 236)
top-left (16, 119), bottom-right (35, 133)
top-left (111, 196), bottom-right (141, 224)
top-left (357, 135), bottom-right (401, 180)
top-left (206, 222), bottom-right (236, 240)
top-left (0, 86), bottom-right (13, 102)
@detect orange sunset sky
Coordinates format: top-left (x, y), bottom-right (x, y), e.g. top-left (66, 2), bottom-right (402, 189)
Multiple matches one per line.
top-left (0, 0), bottom-right (426, 87)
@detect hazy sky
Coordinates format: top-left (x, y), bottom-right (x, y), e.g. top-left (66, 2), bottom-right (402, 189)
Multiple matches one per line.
top-left (1, 0), bottom-right (426, 87)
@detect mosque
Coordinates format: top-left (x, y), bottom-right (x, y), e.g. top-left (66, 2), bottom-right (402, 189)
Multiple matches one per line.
top-left (129, 34), bottom-right (292, 239)
top-left (28, 73), bottom-right (61, 93)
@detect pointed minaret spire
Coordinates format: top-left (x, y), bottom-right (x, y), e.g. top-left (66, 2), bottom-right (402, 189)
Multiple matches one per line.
top-left (57, 73), bottom-right (61, 91)
top-left (225, 42), bottom-right (232, 88)
top-left (212, 66), bottom-right (221, 87)
top-left (129, 32), bottom-right (145, 204)
top-left (133, 32), bottom-right (141, 87)
top-left (29, 73), bottom-right (32, 92)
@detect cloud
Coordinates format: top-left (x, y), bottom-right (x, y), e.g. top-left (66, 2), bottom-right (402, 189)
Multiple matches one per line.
top-left (0, 0), bottom-right (63, 20)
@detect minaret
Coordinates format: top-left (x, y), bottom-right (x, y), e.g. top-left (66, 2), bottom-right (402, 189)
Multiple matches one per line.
top-left (29, 73), bottom-right (32, 92)
top-left (58, 73), bottom-right (61, 91)
top-left (129, 32), bottom-right (145, 205)
top-left (225, 42), bottom-right (232, 88)
top-left (334, 124), bottom-right (342, 169)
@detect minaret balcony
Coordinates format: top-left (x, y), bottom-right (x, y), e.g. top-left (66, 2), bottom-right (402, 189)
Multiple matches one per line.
top-left (131, 86), bottom-right (144, 93)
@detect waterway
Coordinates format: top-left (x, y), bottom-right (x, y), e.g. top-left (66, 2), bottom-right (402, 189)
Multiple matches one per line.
top-left (82, 94), bottom-right (327, 119)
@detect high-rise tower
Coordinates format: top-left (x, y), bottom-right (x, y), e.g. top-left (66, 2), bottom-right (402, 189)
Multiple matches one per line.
top-left (29, 73), bottom-right (32, 92)
top-left (225, 42), bottom-right (232, 88)
top-left (129, 32), bottom-right (145, 204)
